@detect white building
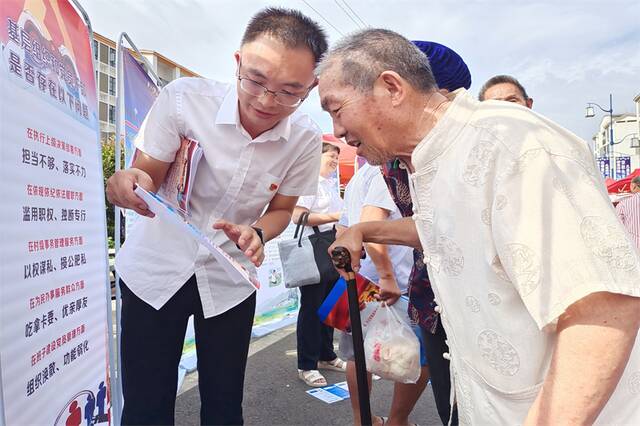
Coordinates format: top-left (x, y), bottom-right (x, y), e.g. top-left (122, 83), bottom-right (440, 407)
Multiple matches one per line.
top-left (592, 113), bottom-right (640, 178)
top-left (139, 50), bottom-right (198, 87)
top-left (92, 32), bottom-right (199, 144)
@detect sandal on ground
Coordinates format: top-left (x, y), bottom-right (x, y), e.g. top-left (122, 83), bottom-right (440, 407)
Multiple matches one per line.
top-left (378, 416), bottom-right (418, 426)
top-left (318, 357), bottom-right (347, 372)
top-left (298, 369), bottom-right (327, 387)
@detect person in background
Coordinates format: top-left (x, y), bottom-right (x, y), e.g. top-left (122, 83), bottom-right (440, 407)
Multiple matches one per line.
top-left (291, 142), bottom-right (347, 387)
top-left (616, 175), bottom-right (640, 249)
top-left (339, 161), bottom-right (427, 426)
top-left (380, 39), bottom-right (471, 425)
top-left (106, 8), bottom-right (327, 425)
top-left (478, 74), bottom-right (533, 108)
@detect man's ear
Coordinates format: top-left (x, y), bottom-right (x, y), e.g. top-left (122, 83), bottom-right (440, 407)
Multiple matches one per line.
top-left (377, 70), bottom-right (405, 106)
top-left (526, 97), bottom-right (534, 109)
top-left (234, 51), bottom-right (241, 68)
top-left (301, 78), bottom-right (318, 101)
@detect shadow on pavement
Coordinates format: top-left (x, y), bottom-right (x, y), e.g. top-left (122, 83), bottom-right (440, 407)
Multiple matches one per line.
top-left (175, 331), bottom-right (442, 426)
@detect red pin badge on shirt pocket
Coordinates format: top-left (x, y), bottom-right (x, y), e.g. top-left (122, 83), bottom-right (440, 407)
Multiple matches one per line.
top-left (269, 183), bottom-right (279, 191)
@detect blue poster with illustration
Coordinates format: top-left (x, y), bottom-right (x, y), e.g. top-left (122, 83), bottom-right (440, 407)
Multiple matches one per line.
top-left (121, 49), bottom-right (159, 238)
top-left (122, 49), bottom-right (159, 167)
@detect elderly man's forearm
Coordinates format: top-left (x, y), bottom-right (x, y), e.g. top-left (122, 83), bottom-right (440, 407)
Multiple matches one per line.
top-left (524, 292), bottom-right (640, 425)
top-left (356, 217), bottom-right (421, 249)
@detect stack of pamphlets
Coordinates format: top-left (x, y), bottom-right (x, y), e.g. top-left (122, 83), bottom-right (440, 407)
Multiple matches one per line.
top-left (159, 136), bottom-right (203, 217)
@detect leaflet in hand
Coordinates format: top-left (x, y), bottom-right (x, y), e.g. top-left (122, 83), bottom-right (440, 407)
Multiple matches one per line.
top-left (134, 184), bottom-right (260, 290)
top-left (159, 136), bottom-right (203, 216)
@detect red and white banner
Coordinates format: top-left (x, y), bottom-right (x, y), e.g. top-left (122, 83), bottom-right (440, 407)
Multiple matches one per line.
top-left (0, 1), bottom-right (111, 424)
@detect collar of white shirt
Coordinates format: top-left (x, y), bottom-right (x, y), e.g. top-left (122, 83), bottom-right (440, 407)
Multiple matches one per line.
top-left (215, 85), bottom-right (292, 144)
top-left (413, 88), bottom-right (477, 165)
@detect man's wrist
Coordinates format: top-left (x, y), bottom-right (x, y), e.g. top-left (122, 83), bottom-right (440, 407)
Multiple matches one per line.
top-left (377, 272), bottom-right (395, 280)
top-left (352, 222), bottom-right (369, 241)
top-left (235, 226), bottom-right (264, 251)
top-left (251, 226), bottom-right (265, 246)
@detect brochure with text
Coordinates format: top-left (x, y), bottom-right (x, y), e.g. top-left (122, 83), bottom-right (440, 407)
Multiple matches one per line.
top-left (134, 184), bottom-right (260, 290)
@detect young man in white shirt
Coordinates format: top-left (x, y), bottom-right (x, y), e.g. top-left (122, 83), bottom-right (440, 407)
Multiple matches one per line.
top-left (318, 29), bottom-right (640, 425)
top-left (106, 8), bottom-right (327, 425)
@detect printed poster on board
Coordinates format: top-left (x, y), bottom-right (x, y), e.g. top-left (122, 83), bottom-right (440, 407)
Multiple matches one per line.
top-left (0, 0), bottom-right (111, 424)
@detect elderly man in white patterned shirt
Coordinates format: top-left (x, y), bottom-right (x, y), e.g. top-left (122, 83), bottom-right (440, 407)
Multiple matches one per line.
top-left (320, 28), bottom-right (640, 425)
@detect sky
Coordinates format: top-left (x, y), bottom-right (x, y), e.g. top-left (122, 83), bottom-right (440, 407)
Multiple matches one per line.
top-left (82, 0), bottom-right (640, 142)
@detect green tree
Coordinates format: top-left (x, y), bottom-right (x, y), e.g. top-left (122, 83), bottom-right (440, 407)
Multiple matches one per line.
top-left (101, 135), bottom-right (122, 248)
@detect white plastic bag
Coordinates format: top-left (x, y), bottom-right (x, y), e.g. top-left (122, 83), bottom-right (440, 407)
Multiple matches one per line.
top-left (363, 303), bottom-right (421, 384)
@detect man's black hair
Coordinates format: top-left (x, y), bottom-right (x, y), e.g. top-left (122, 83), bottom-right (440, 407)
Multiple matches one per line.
top-left (242, 7), bottom-right (328, 64)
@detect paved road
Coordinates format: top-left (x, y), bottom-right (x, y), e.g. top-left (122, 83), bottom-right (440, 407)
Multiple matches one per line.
top-left (175, 326), bottom-right (442, 426)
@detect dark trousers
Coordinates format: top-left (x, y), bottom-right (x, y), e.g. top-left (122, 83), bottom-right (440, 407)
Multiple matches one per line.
top-left (423, 320), bottom-right (458, 426)
top-left (296, 282), bottom-right (337, 370)
top-left (120, 275), bottom-right (256, 425)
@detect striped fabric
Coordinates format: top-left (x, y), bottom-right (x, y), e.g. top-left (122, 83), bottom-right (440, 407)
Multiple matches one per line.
top-left (616, 192), bottom-right (640, 249)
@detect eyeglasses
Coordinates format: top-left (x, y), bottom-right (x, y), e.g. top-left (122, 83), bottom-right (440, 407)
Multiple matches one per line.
top-left (237, 75), bottom-right (308, 107)
top-left (236, 62), bottom-right (309, 107)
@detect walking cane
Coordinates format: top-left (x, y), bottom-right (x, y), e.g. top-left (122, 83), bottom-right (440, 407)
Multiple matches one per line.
top-left (331, 246), bottom-right (372, 426)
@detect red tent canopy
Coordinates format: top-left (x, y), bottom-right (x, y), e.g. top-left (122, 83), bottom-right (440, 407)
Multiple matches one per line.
top-left (322, 134), bottom-right (357, 188)
top-left (607, 169), bottom-right (640, 194)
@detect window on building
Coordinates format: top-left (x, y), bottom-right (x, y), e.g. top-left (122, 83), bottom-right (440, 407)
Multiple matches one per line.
top-left (99, 43), bottom-right (109, 64)
top-left (93, 40), bottom-right (98, 61)
top-left (108, 105), bottom-right (115, 124)
top-left (99, 72), bottom-right (108, 94)
top-left (99, 102), bottom-right (108, 122)
top-left (109, 47), bottom-right (116, 67)
top-left (108, 76), bottom-right (116, 96)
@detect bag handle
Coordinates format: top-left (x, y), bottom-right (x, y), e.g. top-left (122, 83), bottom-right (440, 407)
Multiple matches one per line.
top-left (294, 211), bottom-right (332, 243)
top-left (294, 211), bottom-right (308, 239)
top-left (294, 211), bottom-right (309, 247)
top-left (307, 191), bottom-right (322, 235)
top-left (385, 302), bottom-right (404, 325)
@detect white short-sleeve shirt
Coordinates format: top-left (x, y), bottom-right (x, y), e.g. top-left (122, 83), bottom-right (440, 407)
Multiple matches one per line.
top-left (115, 77), bottom-right (322, 317)
top-left (410, 89), bottom-right (640, 424)
top-left (296, 175), bottom-right (343, 232)
top-left (341, 162), bottom-right (413, 291)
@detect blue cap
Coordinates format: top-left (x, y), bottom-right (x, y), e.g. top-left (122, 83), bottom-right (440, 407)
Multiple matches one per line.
top-left (412, 40), bottom-right (471, 91)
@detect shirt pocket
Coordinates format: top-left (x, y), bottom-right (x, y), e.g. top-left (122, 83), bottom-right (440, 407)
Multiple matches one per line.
top-left (461, 356), bottom-right (542, 398)
top-left (456, 356), bottom-right (543, 424)
top-left (251, 172), bottom-right (283, 200)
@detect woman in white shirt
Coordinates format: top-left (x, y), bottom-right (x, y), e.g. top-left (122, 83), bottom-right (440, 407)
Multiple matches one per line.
top-left (292, 142), bottom-right (346, 387)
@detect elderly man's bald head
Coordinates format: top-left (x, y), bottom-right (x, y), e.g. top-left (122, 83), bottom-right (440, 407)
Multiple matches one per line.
top-left (316, 28), bottom-right (438, 94)
top-left (316, 28), bottom-right (451, 166)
